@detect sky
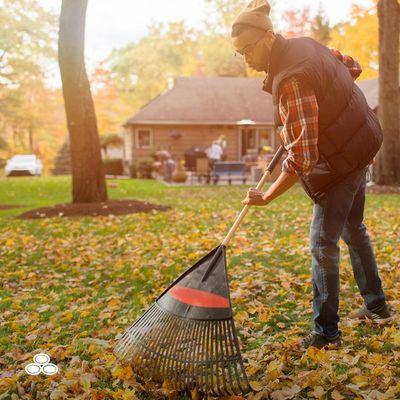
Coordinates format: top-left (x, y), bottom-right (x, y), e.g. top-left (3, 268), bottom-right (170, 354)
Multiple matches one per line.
top-left (38, 0), bottom-right (374, 87)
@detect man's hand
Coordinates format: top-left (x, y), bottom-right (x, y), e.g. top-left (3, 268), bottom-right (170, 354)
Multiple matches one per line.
top-left (241, 171), bottom-right (300, 207)
top-left (242, 188), bottom-right (269, 206)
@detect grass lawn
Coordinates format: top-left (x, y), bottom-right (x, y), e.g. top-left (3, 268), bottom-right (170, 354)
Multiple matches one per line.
top-left (0, 176), bottom-right (399, 399)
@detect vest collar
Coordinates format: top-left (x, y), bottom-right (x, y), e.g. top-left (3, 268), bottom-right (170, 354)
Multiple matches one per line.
top-left (262, 33), bottom-right (289, 94)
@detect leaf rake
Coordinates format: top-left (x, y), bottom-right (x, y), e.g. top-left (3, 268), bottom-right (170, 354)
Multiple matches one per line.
top-left (114, 146), bottom-right (285, 396)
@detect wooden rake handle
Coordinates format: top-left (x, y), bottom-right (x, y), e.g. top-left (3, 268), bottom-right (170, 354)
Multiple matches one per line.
top-left (221, 145), bottom-right (285, 247)
top-left (201, 145), bottom-right (285, 282)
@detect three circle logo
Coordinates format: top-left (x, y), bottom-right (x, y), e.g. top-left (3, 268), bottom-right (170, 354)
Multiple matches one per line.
top-left (25, 353), bottom-right (59, 376)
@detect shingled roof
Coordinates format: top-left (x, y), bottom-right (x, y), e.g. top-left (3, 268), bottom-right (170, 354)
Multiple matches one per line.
top-left (125, 77), bottom-right (273, 126)
top-left (125, 76), bottom-right (380, 126)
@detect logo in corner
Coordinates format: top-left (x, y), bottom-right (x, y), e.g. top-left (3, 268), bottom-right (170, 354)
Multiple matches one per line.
top-left (25, 353), bottom-right (58, 376)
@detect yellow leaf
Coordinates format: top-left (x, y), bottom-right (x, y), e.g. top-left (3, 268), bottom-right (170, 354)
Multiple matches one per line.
top-left (80, 310), bottom-right (90, 318)
top-left (60, 312), bottom-right (73, 323)
top-left (257, 306), bottom-right (269, 323)
top-left (235, 310), bottom-right (249, 324)
top-left (250, 381), bottom-right (263, 392)
top-left (109, 298), bottom-right (120, 307)
top-left (297, 370), bottom-right (320, 389)
top-left (162, 379), bottom-right (175, 390)
top-left (310, 386), bottom-right (325, 399)
top-left (88, 344), bottom-right (97, 353)
top-left (121, 390), bottom-right (137, 400)
top-left (247, 362), bottom-right (262, 376)
top-left (112, 365), bottom-right (133, 381)
top-left (351, 375), bottom-right (369, 387)
top-left (392, 331), bottom-right (400, 346)
top-left (265, 360), bottom-right (281, 381)
top-left (369, 340), bottom-right (382, 351)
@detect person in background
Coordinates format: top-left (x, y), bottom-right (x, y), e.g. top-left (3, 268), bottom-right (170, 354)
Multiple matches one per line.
top-left (206, 140), bottom-right (223, 184)
top-left (216, 134), bottom-right (228, 161)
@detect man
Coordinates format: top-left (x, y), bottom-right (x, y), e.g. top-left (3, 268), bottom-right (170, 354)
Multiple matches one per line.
top-left (206, 140), bottom-right (223, 184)
top-left (216, 134), bottom-right (228, 161)
top-left (232, 0), bottom-right (392, 350)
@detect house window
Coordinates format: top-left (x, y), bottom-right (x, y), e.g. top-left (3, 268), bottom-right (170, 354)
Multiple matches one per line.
top-left (135, 128), bottom-right (153, 149)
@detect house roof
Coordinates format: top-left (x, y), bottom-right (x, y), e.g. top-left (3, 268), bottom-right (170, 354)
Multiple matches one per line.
top-left (125, 77), bottom-right (274, 126)
top-left (357, 77), bottom-right (378, 110)
top-left (125, 76), bottom-right (380, 126)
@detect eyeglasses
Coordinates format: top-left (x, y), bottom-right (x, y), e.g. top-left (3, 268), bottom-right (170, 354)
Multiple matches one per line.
top-left (234, 36), bottom-right (264, 59)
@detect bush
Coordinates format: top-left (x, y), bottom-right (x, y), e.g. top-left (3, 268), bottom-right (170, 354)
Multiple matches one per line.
top-left (137, 158), bottom-right (154, 179)
top-left (129, 163), bottom-right (137, 178)
top-left (103, 158), bottom-right (123, 176)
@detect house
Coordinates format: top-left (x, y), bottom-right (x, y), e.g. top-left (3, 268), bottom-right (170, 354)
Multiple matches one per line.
top-left (122, 77), bottom-right (277, 172)
top-left (122, 76), bottom-right (380, 172)
top-left (357, 77), bottom-right (378, 111)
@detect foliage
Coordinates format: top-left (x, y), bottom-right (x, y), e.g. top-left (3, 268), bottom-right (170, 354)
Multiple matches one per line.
top-left (0, 177), bottom-right (399, 399)
top-left (311, 6), bottom-right (331, 45)
top-left (109, 21), bottom-right (199, 113)
top-left (89, 61), bottom-right (133, 136)
top-left (203, 0), bottom-right (247, 34)
top-left (109, 11), bottom-right (250, 114)
top-left (198, 34), bottom-right (247, 77)
top-left (1, 0), bottom-right (385, 176)
top-left (280, 7), bottom-right (314, 38)
top-left (137, 158), bottom-right (155, 179)
top-left (0, 0), bottom-right (59, 167)
top-left (279, 5), bottom-right (331, 46)
top-left (329, 1), bottom-right (379, 79)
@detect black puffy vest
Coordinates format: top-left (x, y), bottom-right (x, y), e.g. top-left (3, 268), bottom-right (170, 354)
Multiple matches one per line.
top-left (262, 34), bottom-right (383, 203)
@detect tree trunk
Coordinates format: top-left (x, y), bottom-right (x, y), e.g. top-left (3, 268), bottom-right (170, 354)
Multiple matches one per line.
top-left (374, 0), bottom-right (400, 185)
top-left (58, 0), bottom-right (107, 203)
top-left (28, 123), bottom-right (33, 152)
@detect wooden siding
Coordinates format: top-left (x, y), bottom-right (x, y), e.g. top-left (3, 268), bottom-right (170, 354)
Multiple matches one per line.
top-left (125, 124), bottom-right (279, 163)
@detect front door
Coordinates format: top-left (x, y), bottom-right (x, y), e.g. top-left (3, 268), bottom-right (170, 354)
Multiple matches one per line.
top-left (239, 127), bottom-right (258, 159)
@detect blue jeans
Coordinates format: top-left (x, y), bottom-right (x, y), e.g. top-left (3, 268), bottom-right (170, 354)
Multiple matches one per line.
top-left (310, 166), bottom-right (386, 338)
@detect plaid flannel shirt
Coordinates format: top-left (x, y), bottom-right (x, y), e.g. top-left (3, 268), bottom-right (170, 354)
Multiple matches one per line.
top-left (279, 49), bottom-right (362, 176)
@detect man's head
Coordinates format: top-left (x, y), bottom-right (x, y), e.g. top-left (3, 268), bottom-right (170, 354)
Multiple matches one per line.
top-left (231, 0), bottom-right (276, 72)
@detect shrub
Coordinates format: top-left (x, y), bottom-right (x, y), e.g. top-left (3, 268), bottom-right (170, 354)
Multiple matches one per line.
top-left (137, 158), bottom-right (154, 179)
top-left (103, 158), bottom-right (123, 176)
top-left (129, 163), bottom-right (137, 178)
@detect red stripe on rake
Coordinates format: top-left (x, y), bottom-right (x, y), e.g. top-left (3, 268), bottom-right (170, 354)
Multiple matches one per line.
top-left (169, 286), bottom-right (230, 308)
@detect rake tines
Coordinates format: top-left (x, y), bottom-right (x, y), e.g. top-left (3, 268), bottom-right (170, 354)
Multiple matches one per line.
top-left (113, 245), bottom-right (251, 396)
top-left (113, 303), bottom-right (250, 396)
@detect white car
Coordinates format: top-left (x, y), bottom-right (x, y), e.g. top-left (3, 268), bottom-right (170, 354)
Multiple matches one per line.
top-left (5, 154), bottom-right (42, 176)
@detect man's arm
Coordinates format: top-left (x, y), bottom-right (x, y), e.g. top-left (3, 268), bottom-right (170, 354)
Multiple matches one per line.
top-left (242, 171), bottom-right (299, 206)
top-left (243, 77), bottom-right (319, 206)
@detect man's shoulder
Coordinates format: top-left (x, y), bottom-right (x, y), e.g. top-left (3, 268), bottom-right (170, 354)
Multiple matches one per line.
top-left (279, 76), bottom-right (309, 94)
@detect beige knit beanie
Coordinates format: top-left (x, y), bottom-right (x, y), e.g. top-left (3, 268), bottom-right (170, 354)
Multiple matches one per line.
top-left (232, 0), bottom-right (274, 32)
